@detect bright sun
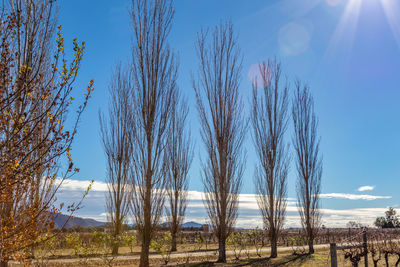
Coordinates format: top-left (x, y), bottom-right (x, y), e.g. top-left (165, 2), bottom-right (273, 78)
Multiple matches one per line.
top-left (327, 0), bottom-right (400, 54)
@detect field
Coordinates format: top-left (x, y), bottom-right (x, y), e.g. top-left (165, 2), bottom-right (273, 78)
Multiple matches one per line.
top-left (7, 245), bottom-right (400, 266)
top-left (7, 228), bottom-right (400, 266)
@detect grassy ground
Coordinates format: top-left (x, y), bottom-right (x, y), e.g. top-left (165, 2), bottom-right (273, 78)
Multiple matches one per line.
top-left (8, 246), bottom-right (399, 266)
top-left (161, 249), bottom-right (395, 267)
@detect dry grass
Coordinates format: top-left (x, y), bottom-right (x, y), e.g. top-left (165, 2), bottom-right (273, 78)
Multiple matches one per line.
top-left (8, 245), bottom-right (400, 266)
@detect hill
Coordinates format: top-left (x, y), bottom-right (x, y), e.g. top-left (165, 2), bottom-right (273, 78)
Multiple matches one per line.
top-left (182, 221), bottom-right (203, 228)
top-left (160, 221), bottom-right (203, 229)
top-left (53, 214), bottom-right (105, 229)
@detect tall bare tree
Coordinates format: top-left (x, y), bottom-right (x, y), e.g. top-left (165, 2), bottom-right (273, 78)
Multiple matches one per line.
top-left (292, 81), bottom-right (322, 254)
top-left (164, 94), bottom-right (193, 252)
top-left (129, 0), bottom-right (177, 266)
top-left (252, 60), bottom-right (289, 258)
top-left (193, 22), bottom-right (246, 263)
top-left (99, 65), bottom-right (133, 255)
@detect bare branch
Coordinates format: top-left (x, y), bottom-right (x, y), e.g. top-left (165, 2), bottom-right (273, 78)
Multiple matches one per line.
top-left (164, 93), bottom-right (194, 252)
top-left (100, 64), bottom-right (133, 255)
top-left (129, 0), bottom-right (177, 266)
top-left (193, 21), bottom-right (246, 263)
top-left (251, 59), bottom-right (289, 258)
top-left (292, 80), bottom-right (322, 254)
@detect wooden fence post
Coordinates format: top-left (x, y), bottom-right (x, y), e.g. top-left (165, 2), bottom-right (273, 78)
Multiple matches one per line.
top-left (363, 229), bottom-right (368, 267)
top-left (330, 243), bottom-right (337, 267)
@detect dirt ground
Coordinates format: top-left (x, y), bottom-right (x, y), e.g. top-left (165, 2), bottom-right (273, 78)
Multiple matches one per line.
top-left (8, 246), bottom-right (400, 266)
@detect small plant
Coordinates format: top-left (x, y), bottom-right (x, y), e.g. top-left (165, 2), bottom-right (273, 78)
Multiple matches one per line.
top-left (122, 232), bottom-right (137, 253)
top-left (64, 232), bottom-right (81, 257)
top-left (249, 228), bottom-right (264, 257)
top-left (344, 248), bottom-right (364, 267)
top-left (368, 241), bottom-right (382, 267)
top-left (77, 242), bottom-right (96, 267)
top-left (288, 234), bottom-right (307, 255)
top-left (181, 237), bottom-right (191, 263)
top-left (195, 233), bottom-right (204, 251)
top-left (92, 231), bottom-right (116, 267)
top-left (242, 233), bottom-right (252, 259)
top-left (34, 233), bottom-right (58, 267)
top-left (64, 232), bottom-right (98, 266)
top-left (151, 232), bottom-right (172, 265)
top-left (227, 232), bottom-right (245, 261)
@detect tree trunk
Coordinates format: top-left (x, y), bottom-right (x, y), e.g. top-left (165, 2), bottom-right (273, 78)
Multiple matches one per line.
top-left (308, 233), bottom-right (314, 254)
top-left (112, 218), bottom-right (121, 256)
top-left (217, 237), bottom-right (227, 263)
top-left (171, 216), bottom-right (177, 252)
top-left (139, 183), bottom-right (152, 267)
top-left (171, 230), bottom-right (177, 252)
top-left (139, 229), bottom-right (150, 267)
top-left (270, 229), bottom-right (278, 258)
top-left (112, 240), bottom-right (119, 256)
top-left (270, 240), bottom-right (278, 258)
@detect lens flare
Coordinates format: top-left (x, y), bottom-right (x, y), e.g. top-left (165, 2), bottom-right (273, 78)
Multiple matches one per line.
top-left (326, 0), bottom-right (342, 7)
top-left (278, 23), bottom-right (311, 56)
top-left (247, 63), bottom-right (262, 86)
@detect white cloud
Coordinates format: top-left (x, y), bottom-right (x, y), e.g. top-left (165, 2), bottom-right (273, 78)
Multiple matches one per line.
top-left (55, 179), bottom-right (392, 228)
top-left (357, 185), bottom-right (375, 192)
top-left (57, 178), bottom-right (108, 192)
top-left (319, 193), bottom-right (391, 201)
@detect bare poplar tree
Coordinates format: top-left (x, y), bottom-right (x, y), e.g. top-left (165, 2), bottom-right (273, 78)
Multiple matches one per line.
top-left (252, 60), bottom-right (289, 258)
top-left (99, 65), bottom-right (133, 255)
top-left (193, 22), bottom-right (246, 263)
top-left (129, 0), bottom-right (177, 266)
top-left (292, 81), bottom-right (322, 254)
top-left (164, 94), bottom-right (193, 252)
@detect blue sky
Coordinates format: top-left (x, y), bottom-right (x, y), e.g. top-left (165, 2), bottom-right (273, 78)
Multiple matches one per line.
top-left (56, 0), bottom-right (400, 227)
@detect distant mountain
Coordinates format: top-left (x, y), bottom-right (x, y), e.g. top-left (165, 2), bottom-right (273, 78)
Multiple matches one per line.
top-left (159, 221), bottom-right (203, 229)
top-left (53, 214), bottom-right (105, 229)
top-left (182, 221), bottom-right (203, 228)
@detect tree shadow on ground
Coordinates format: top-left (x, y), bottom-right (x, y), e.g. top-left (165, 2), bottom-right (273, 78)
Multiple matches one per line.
top-left (247, 254), bottom-right (311, 266)
top-left (176, 261), bottom-right (215, 267)
top-left (176, 254), bottom-right (312, 267)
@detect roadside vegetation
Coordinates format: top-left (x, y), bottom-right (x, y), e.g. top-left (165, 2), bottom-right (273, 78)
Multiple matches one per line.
top-left (1, 0), bottom-right (399, 267)
top-left (6, 217), bottom-right (400, 266)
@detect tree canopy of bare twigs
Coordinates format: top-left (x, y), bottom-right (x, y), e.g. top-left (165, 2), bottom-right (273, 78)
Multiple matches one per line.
top-left (164, 94), bottom-right (193, 252)
top-left (251, 60), bottom-right (289, 258)
top-left (292, 81), bottom-right (322, 254)
top-left (99, 65), bottom-right (133, 255)
top-left (129, 0), bottom-right (177, 266)
top-left (0, 0), bottom-right (93, 265)
top-left (193, 22), bottom-right (246, 263)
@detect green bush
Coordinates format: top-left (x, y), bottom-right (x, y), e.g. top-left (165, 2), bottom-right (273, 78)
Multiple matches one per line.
top-left (122, 232), bottom-right (137, 253)
top-left (34, 233), bottom-right (58, 266)
top-left (151, 232), bottom-right (172, 264)
top-left (227, 232), bottom-right (246, 260)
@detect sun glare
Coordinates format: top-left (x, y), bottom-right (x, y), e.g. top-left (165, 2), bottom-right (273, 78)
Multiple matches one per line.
top-left (326, 0), bottom-right (400, 55)
top-left (326, 0), bottom-right (362, 56)
top-left (380, 0), bottom-right (400, 47)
